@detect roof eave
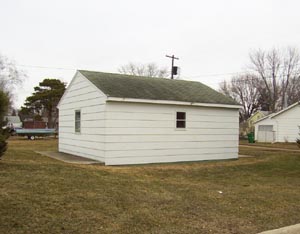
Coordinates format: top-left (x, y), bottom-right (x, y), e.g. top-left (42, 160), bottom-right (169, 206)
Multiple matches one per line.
top-left (57, 71), bottom-right (80, 109)
top-left (106, 97), bottom-right (241, 109)
top-left (255, 101), bottom-right (300, 123)
top-left (253, 115), bottom-right (270, 124)
top-left (269, 101), bottom-right (300, 119)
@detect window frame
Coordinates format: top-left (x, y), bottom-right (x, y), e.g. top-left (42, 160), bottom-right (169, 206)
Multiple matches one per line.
top-left (175, 111), bottom-right (186, 130)
top-left (75, 110), bottom-right (81, 133)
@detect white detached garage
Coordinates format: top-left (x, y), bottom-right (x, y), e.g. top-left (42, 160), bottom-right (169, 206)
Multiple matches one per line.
top-left (254, 102), bottom-right (300, 143)
top-left (58, 70), bottom-right (240, 165)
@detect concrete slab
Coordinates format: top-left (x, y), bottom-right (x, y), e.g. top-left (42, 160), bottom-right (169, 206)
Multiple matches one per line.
top-left (258, 224), bottom-right (300, 234)
top-left (36, 151), bottom-right (103, 165)
top-left (239, 154), bottom-right (255, 158)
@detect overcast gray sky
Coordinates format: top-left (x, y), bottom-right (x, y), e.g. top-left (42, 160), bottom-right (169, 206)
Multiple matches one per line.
top-left (1, 0), bottom-right (300, 108)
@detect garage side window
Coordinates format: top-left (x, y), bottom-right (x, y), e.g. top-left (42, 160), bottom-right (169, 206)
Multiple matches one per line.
top-left (75, 110), bottom-right (81, 133)
top-left (176, 112), bottom-right (186, 128)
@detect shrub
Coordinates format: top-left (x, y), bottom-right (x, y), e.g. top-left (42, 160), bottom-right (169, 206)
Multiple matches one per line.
top-left (297, 129), bottom-right (300, 148)
top-left (2, 128), bottom-right (11, 139)
top-left (0, 128), bottom-right (10, 159)
top-left (297, 137), bottom-right (300, 148)
top-left (0, 135), bottom-right (7, 159)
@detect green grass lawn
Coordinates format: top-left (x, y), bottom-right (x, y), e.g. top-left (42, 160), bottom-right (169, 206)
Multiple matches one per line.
top-left (1, 138), bottom-right (300, 234)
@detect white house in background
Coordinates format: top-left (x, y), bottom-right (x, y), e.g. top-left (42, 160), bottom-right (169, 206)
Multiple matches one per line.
top-left (57, 70), bottom-right (241, 165)
top-left (254, 102), bottom-right (300, 143)
top-left (4, 115), bottom-right (22, 129)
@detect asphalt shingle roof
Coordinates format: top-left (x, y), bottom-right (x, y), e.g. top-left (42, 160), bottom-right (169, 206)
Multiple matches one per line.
top-left (79, 70), bottom-right (239, 106)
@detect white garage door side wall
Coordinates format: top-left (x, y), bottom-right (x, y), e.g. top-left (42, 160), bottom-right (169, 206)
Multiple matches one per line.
top-left (275, 105), bottom-right (300, 142)
top-left (255, 118), bottom-right (277, 143)
top-left (58, 72), bottom-right (107, 162)
top-left (254, 118), bottom-right (277, 142)
top-left (104, 102), bottom-right (239, 165)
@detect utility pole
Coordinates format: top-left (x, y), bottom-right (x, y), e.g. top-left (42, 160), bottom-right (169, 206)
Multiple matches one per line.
top-left (166, 54), bottom-right (179, 79)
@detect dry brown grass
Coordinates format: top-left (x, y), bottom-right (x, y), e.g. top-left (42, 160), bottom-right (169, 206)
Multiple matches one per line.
top-left (0, 138), bottom-right (300, 234)
top-left (240, 140), bottom-right (299, 150)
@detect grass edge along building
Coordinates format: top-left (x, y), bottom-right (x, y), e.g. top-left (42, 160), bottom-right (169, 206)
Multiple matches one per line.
top-left (57, 70), bottom-right (241, 165)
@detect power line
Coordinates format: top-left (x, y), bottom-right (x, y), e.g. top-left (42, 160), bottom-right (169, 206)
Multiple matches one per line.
top-left (184, 72), bottom-right (300, 87)
top-left (16, 63), bottom-right (300, 80)
top-left (15, 63), bottom-right (249, 79)
top-left (186, 71), bottom-right (246, 78)
top-left (186, 63), bottom-right (300, 79)
top-left (16, 64), bottom-right (77, 71)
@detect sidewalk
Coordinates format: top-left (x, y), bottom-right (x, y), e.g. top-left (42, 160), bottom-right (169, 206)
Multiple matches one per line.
top-left (258, 224), bottom-right (300, 234)
top-left (36, 151), bottom-right (102, 164)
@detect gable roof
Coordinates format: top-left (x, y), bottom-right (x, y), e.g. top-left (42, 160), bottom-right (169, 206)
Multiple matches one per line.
top-left (247, 110), bottom-right (270, 121)
top-left (4, 116), bottom-right (21, 123)
top-left (254, 101), bottom-right (300, 124)
top-left (78, 70), bottom-right (239, 106)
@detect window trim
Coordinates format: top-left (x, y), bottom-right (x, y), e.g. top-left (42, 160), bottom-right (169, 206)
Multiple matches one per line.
top-left (75, 110), bottom-right (81, 134)
top-left (175, 111), bottom-right (186, 130)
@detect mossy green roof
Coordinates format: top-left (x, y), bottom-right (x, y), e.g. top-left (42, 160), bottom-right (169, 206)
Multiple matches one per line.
top-left (79, 70), bottom-right (239, 105)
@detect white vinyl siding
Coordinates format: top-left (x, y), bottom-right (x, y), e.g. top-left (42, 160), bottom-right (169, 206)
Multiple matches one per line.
top-left (58, 72), bottom-right (107, 162)
top-left (276, 105), bottom-right (300, 142)
top-left (104, 102), bottom-right (239, 165)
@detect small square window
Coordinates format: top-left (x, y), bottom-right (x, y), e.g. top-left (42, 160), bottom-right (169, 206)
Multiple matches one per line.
top-left (176, 112), bottom-right (186, 128)
top-left (75, 110), bottom-right (81, 133)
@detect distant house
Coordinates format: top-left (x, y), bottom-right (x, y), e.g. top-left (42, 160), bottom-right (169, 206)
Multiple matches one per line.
top-left (247, 111), bottom-right (270, 132)
top-left (254, 102), bottom-right (300, 143)
top-left (4, 116), bottom-right (22, 129)
top-left (239, 110), bottom-right (269, 137)
top-left (58, 70), bottom-right (241, 165)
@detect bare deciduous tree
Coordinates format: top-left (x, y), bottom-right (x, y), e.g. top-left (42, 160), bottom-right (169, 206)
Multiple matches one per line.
top-left (118, 62), bottom-right (169, 78)
top-left (281, 47), bottom-right (300, 106)
top-left (286, 76), bottom-right (300, 104)
top-left (220, 47), bottom-right (300, 122)
top-left (0, 54), bottom-right (25, 108)
top-left (249, 47), bottom-right (300, 112)
top-left (219, 74), bottom-right (260, 121)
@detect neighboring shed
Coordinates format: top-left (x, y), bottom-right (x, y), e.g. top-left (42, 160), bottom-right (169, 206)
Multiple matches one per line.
top-left (254, 102), bottom-right (300, 143)
top-left (57, 70), bottom-right (241, 165)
